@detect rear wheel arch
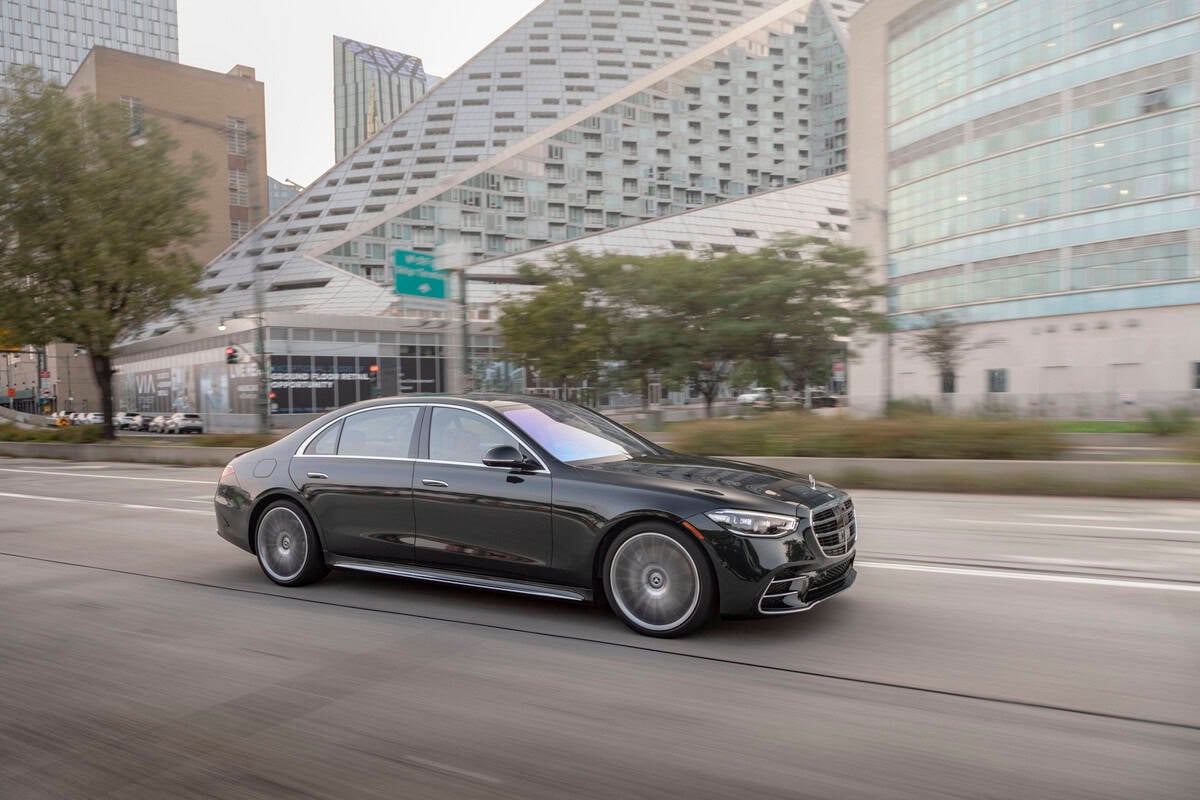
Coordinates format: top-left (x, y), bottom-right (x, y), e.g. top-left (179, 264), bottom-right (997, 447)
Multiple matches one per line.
top-left (248, 491), bottom-right (323, 556)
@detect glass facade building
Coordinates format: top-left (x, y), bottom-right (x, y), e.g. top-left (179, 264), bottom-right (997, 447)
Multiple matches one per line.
top-left (334, 36), bottom-right (431, 162)
top-left (0, 0), bottom-right (178, 87)
top-left (882, 0), bottom-right (1198, 325)
top-left (849, 0), bottom-right (1200, 414)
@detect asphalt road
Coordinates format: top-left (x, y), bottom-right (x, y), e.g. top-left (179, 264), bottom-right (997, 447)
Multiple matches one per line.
top-left (0, 456), bottom-right (1197, 799)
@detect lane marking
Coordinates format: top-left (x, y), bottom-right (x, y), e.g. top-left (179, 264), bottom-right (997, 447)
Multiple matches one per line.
top-left (1030, 514), bottom-right (1144, 522)
top-left (0, 490), bottom-right (209, 516)
top-left (0, 466), bottom-right (212, 485)
top-left (944, 518), bottom-right (1199, 536)
top-left (0, 491), bottom-right (78, 504)
top-left (857, 560), bottom-right (1200, 592)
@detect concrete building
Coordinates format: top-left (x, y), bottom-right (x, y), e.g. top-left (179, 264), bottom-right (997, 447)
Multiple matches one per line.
top-left (334, 36), bottom-right (431, 162)
top-left (0, 0), bottom-right (178, 87)
top-left (116, 0), bottom-right (868, 429)
top-left (848, 0), bottom-right (1200, 417)
top-left (66, 47), bottom-right (269, 266)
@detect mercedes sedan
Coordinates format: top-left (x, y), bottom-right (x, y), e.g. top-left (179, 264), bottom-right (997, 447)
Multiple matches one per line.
top-left (214, 395), bottom-right (856, 637)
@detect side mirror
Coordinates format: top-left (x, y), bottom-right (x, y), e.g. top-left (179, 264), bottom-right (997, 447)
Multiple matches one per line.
top-left (482, 444), bottom-right (531, 470)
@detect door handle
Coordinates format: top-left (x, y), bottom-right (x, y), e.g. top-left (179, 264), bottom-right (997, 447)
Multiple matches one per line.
top-left (306, 472), bottom-right (329, 480)
top-left (421, 479), bottom-right (449, 488)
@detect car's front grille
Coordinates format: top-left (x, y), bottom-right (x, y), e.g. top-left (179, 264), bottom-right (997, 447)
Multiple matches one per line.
top-left (811, 498), bottom-right (856, 557)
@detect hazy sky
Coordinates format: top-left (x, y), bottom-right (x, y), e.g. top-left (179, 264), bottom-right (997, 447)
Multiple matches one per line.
top-left (177, 0), bottom-right (542, 187)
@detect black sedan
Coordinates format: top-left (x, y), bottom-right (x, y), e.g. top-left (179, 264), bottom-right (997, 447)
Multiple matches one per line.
top-left (214, 395), bottom-right (856, 637)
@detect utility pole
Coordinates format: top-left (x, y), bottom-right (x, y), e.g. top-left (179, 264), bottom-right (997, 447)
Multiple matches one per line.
top-left (253, 268), bottom-right (269, 435)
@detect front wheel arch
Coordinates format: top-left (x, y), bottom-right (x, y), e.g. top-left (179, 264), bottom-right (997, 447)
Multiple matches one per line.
top-left (592, 514), bottom-right (718, 609)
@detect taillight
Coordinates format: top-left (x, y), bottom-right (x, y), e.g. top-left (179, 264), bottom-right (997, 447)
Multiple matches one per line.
top-left (219, 463), bottom-right (240, 486)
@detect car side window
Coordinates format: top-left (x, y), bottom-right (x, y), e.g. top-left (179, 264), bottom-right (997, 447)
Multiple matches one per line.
top-left (429, 407), bottom-right (521, 464)
top-left (337, 406), bottom-right (420, 458)
top-left (305, 419), bottom-right (342, 455)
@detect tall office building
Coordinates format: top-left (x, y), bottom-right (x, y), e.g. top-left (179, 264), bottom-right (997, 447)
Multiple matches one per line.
top-left (0, 0), bottom-right (178, 87)
top-left (334, 36), bottom-right (431, 162)
top-left (66, 47), bottom-right (268, 266)
top-left (849, 0), bottom-right (1199, 415)
top-left (269, 176), bottom-right (303, 213)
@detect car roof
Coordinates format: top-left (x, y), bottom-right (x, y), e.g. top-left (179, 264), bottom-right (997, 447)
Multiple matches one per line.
top-left (337, 393), bottom-right (579, 414)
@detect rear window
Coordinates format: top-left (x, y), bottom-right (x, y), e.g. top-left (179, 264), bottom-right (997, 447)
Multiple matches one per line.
top-left (183, 414), bottom-right (201, 419)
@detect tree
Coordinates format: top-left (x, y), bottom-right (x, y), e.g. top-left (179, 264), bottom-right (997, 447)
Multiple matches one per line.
top-left (0, 69), bottom-right (208, 439)
top-left (497, 238), bottom-right (886, 417)
top-left (498, 275), bottom-right (609, 392)
top-left (906, 312), bottom-right (996, 405)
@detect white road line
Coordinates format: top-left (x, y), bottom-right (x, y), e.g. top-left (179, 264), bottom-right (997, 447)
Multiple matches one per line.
top-left (944, 518), bottom-right (1199, 535)
top-left (1030, 514), bottom-right (1142, 522)
top-left (0, 491), bottom-right (78, 504)
top-left (0, 466), bottom-right (212, 485)
top-left (857, 560), bottom-right (1200, 592)
top-left (0, 490), bottom-right (209, 516)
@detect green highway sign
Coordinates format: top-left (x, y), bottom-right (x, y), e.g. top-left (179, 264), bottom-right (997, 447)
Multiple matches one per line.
top-left (393, 249), bottom-right (447, 299)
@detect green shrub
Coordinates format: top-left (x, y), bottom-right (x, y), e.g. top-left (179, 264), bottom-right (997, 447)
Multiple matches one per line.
top-left (0, 422), bottom-right (103, 443)
top-left (186, 433), bottom-right (281, 449)
top-left (885, 398), bottom-right (935, 418)
top-left (1144, 408), bottom-right (1194, 437)
top-left (671, 412), bottom-right (1065, 460)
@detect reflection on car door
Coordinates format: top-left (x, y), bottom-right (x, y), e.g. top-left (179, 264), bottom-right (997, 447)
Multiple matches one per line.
top-left (289, 405), bottom-right (422, 562)
top-left (412, 406), bottom-right (553, 580)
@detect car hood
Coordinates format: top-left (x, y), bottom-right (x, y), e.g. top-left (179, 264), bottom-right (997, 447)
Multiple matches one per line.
top-left (574, 452), bottom-right (843, 510)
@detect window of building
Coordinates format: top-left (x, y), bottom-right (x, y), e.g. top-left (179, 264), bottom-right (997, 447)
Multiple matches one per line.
top-left (119, 96), bottom-right (143, 136)
top-left (228, 169), bottom-right (248, 207)
top-left (986, 369), bottom-right (1008, 393)
top-left (1194, 362), bottom-right (1200, 390)
top-left (941, 373), bottom-right (956, 394)
top-left (226, 117), bottom-right (247, 156)
top-left (229, 218), bottom-right (248, 242)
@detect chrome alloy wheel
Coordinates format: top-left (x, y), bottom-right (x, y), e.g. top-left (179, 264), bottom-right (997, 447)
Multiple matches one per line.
top-left (609, 532), bottom-right (701, 633)
top-left (257, 506), bottom-right (309, 582)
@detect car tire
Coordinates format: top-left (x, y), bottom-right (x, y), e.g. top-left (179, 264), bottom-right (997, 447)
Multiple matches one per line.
top-left (603, 522), bottom-right (715, 638)
top-left (254, 500), bottom-right (329, 587)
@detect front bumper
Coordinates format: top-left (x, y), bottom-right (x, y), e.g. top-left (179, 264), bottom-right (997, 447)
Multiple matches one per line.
top-left (757, 557), bottom-right (856, 614)
top-left (685, 495), bottom-right (858, 617)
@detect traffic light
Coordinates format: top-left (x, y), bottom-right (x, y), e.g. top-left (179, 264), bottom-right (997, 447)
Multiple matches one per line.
top-left (225, 345), bottom-right (239, 364)
top-left (368, 363), bottom-right (381, 398)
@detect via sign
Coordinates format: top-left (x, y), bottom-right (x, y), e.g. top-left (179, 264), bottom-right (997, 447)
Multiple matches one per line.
top-left (393, 249), bottom-right (446, 299)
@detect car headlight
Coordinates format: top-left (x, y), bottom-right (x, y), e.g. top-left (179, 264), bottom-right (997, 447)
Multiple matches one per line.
top-left (704, 509), bottom-right (799, 537)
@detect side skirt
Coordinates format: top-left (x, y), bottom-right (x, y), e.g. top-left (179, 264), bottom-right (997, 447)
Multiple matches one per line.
top-left (327, 556), bottom-right (593, 602)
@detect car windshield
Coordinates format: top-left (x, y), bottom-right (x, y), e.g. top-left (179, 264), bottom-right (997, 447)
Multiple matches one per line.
top-left (502, 404), bottom-right (657, 464)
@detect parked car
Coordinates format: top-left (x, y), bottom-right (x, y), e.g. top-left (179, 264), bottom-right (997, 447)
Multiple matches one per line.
top-left (214, 394), bottom-right (858, 638)
top-left (79, 412), bottom-right (104, 425)
top-left (736, 387), bottom-right (775, 406)
top-left (165, 412), bottom-right (204, 434)
top-left (130, 414), bottom-right (152, 431)
top-left (147, 415), bottom-right (169, 433)
top-left (115, 411), bottom-right (140, 430)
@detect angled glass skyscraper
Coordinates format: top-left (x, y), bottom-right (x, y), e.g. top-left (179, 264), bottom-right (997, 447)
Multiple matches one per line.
top-left (197, 0), bottom-right (859, 324)
top-left (0, 0), bottom-right (178, 87)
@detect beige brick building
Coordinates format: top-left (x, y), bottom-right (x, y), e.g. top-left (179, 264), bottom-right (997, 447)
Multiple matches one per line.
top-left (66, 46), bottom-right (268, 265)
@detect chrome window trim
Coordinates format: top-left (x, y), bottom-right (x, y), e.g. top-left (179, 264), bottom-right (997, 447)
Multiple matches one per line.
top-left (295, 403), bottom-right (422, 458)
top-left (293, 401), bottom-right (551, 474)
